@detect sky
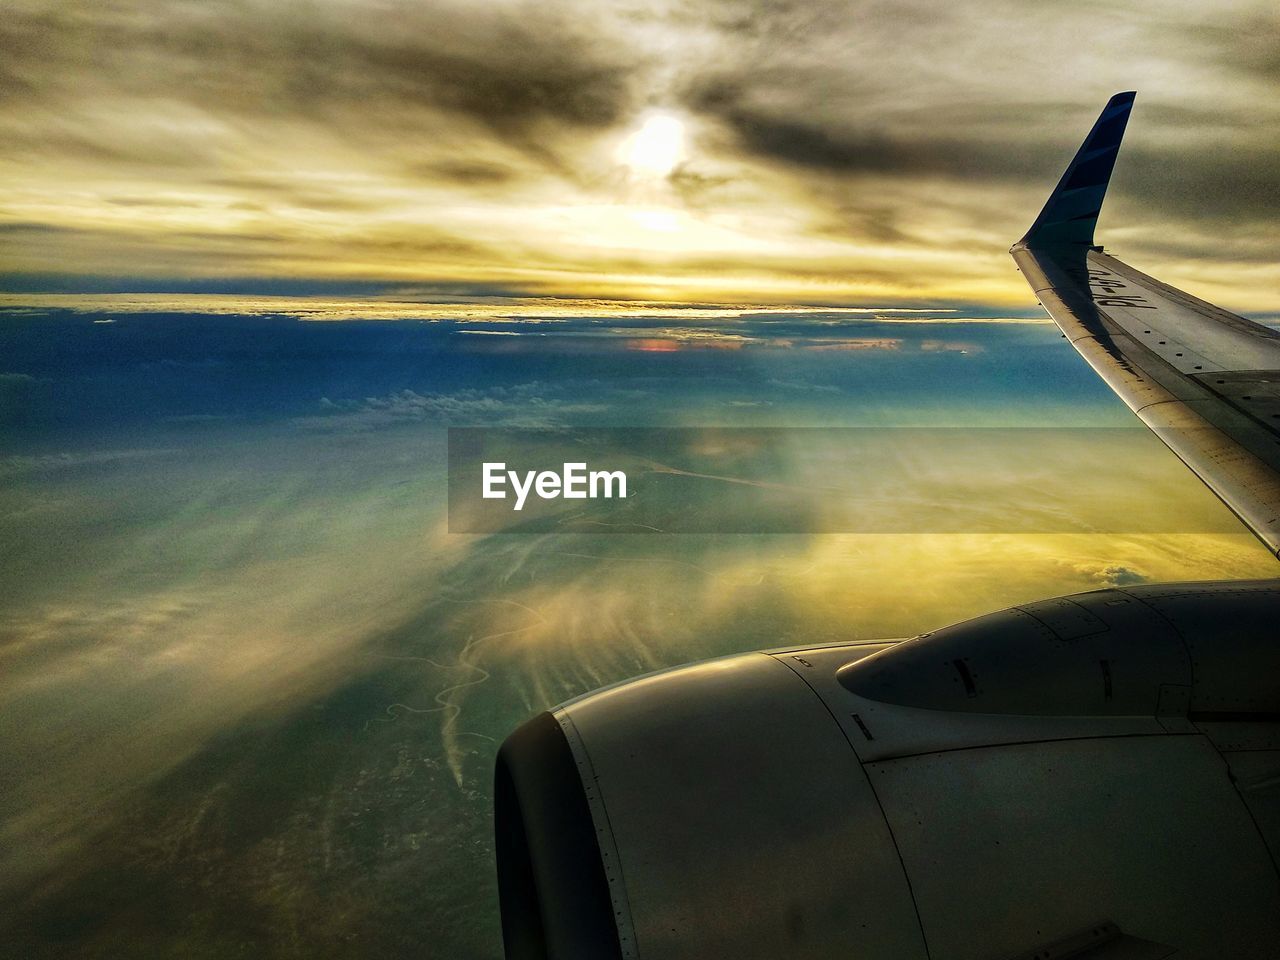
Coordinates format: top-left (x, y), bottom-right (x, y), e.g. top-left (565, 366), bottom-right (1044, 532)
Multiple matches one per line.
top-left (3, 4), bottom-right (1280, 959)
top-left (3, 0), bottom-right (1280, 309)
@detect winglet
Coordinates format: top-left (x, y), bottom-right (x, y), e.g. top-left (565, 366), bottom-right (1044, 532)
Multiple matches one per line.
top-left (1016, 92), bottom-right (1136, 249)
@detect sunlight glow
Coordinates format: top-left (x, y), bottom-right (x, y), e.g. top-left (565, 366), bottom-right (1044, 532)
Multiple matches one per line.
top-left (618, 111), bottom-right (686, 177)
top-left (630, 208), bottom-right (681, 232)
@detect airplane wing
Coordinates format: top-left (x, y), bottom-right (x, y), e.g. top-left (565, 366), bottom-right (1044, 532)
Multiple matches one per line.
top-left (1011, 91), bottom-right (1280, 559)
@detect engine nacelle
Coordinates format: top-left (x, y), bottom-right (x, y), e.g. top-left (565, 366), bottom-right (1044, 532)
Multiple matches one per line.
top-left (495, 580), bottom-right (1280, 960)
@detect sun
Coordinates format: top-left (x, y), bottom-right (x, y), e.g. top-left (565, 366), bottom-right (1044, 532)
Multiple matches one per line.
top-left (617, 111), bottom-right (686, 178)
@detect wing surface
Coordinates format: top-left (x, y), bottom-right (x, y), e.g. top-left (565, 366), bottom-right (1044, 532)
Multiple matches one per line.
top-left (1011, 92), bottom-right (1280, 557)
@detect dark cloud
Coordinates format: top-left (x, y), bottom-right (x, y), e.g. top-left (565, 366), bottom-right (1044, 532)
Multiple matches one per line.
top-left (1172, 11), bottom-right (1280, 87)
top-left (1111, 143), bottom-right (1280, 223)
top-left (0, 218), bottom-right (500, 287)
top-left (0, 222), bottom-right (80, 236)
top-left (691, 81), bottom-right (1280, 226)
top-left (106, 196), bottom-right (208, 209)
top-left (0, 1), bottom-right (641, 168)
top-left (420, 161), bottom-right (519, 186)
top-left (699, 103), bottom-right (1060, 179)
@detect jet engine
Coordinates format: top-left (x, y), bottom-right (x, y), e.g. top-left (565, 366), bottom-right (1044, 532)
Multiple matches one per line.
top-left (495, 580), bottom-right (1280, 960)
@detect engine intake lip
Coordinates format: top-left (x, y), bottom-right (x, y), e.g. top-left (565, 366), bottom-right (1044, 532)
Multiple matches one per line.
top-left (494, 711), bottom-right (624, 960)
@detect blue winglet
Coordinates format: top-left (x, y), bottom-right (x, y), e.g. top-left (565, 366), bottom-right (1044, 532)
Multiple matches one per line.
top-left (1017, 92), bottom-right (1136, 249)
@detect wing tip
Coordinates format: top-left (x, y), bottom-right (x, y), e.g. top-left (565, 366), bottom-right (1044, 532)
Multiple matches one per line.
top-left (1017, 92), bottom-right (1137, 249)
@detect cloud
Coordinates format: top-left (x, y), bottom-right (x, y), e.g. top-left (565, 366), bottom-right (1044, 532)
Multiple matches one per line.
top-left (0, 449), bottom-right (173, 479)
top-left (0, 2), bottom-right (639, 137)
top-left (688, 86), bottom-right (1067, 181)
top-left (1072, 562), bottom-right (1151, 587)
top-left (1, 0), bottom-right (1278, 308)
top-left (305, 383), bottom-right (612, 429)
top-left (0, 371), bottom-right (46, 413)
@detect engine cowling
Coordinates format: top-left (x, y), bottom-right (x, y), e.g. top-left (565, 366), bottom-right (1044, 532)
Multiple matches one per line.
top-left (495, 580), bottom-right (1280, 960)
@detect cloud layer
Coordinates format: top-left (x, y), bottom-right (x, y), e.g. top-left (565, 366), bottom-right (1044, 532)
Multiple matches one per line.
top-left (2, 0), bottom-right (1278, 308)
